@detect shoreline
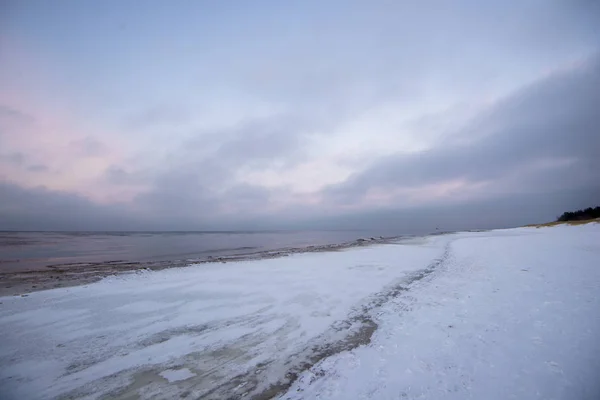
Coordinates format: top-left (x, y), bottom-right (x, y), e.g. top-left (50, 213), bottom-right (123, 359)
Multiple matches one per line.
top-left (0, 235), bottom-right (402, 297)
top-left (3, 224), bottom-right (598, 399)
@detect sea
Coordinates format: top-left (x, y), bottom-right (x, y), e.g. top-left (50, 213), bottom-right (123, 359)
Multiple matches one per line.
top-left (0, 230), bottom-right (401, 272)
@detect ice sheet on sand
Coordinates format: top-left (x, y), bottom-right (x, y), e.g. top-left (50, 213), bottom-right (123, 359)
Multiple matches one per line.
top-left (159, 368), bottom-right (196, 383)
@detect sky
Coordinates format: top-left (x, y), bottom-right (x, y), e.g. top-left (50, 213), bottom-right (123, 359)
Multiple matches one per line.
top-left (0, 0), bottom-right (599, 232)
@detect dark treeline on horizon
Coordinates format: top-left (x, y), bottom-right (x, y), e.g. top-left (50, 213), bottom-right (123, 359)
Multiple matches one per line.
top-left (557, 206), bottom-right (600, 222)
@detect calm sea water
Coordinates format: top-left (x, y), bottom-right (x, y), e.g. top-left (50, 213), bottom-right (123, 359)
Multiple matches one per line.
top-left (0, 230), bottom-right (393, 272)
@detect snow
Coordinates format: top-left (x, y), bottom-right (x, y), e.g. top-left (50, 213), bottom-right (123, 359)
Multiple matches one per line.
top-left (0, 237), bottom-right (446, 399)
top-left (283, 224), bottom-right (600, 400)
top-left (1, 224), bottom-right (599, 400)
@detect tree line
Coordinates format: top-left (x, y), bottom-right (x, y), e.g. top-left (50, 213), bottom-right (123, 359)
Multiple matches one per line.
top-left (557, 206), bottom-right (600, 222)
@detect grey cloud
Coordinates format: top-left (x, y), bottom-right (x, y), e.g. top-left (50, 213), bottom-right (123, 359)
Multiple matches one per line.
top-left (133, 167), bottom-right (220, 218)
top-left (0, 181), bottom-right (234, 231)
top-left (0, 153), bottom-right (49, 173)
top-left (0, 106), bottom-right (34, 145)
top-left (2, 1), bottom-right (600, 232)
top-left (324, 55), bottom-right (600, 205)
top-left (0, 182), bottom-right (141, 231)
top-left (0, 105), bottom-right (34, 124)
top-left (208, 115), bottom-right (312, 168)
top-left (104, 165), bottom-right (150, 185)
top-left (223, 184), bottom-right (271, 203)
top-left (235, 1), bottom-right (599, 110)
top-left (0, 180), bottom-right (276, 231)
top-left (301, 186), bottom-right (600, 235)
top-left (1, 154), bottom-right (49, 173)
top-left (6, 57), bottom-right (599, 232)
top-left (0, 152), bottom-right (25, 165)
top-left (105, 166), bottom-right (131, 185)
top-left (125, 113), bottom-right (316, 219)
top-left (69, 136), bottom-right (109, 157)
top-left (26, 164), bottom-right (49, 172)
top-left (103, 1), bottom-right (600, 230)
top-left (2, 179), bottom-right (598, 232)
top-left (124, 105), bottom-right (191, 130)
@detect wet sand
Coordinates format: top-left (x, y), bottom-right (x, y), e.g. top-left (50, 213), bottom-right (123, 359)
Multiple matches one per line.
top-left (0, 236), bottom-right (400, 297)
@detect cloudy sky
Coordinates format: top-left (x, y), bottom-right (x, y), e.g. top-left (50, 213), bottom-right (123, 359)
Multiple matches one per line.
top-left (1, 0), bottom-right (599, 232)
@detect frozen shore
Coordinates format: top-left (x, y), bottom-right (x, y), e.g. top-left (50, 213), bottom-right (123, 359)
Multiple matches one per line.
top-left (1, 224), bottom-right (598, 399)
top-left (0, 235), bottom-right (401, 297)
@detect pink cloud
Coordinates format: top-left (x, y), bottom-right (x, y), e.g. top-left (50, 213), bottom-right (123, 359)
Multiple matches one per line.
top-left (0, 39), bottom-right (139, 203)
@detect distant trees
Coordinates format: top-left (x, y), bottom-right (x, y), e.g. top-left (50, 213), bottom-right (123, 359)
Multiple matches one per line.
top-left (557, 206), bottom-right (600, 222)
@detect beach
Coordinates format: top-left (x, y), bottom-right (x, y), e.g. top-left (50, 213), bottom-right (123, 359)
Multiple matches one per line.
top-left (0, 233), bottom-right (400, 297)
top-left (1, 224), bottom-right (599, 399)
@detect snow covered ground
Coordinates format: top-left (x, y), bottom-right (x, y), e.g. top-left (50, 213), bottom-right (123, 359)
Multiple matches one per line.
top-left (1, 225), bottom-right (599, 399)
top-left (284, 224), bottom-right (600, 400)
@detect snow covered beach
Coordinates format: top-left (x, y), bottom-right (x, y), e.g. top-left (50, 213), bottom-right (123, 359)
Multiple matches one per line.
top-left (1, 224), bottom-right (599, 399)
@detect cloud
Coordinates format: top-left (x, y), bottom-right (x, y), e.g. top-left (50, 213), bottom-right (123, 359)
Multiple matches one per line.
top-left (1, 1), bottom-right (599, 231)
top-left (26, 164), bottom-right (49, 172)
top-left (0, 182), bottom-right (140, 231)
top-left (124, 105), bottom-right (191, 130)
top-left (0, 152), bottom-right (49, 173)
top-left (301, 186), bottom-right (600, 234)
top-left (322, 55), bottom-right (600, 209)
top-left (121, 112), bottom-right (314, 222)
top-left (208, 114), bottom-right (314, 168)
top-left (0, 152), bottom-right (25, 165)
top-left (104, 165), bottom-right (150, 186)
top-left (0, 105), bottom-right (34, 125)
top-left (69, 136), bottom-right (110, 158)
top-left (2, 57), bottom-right (599, 231)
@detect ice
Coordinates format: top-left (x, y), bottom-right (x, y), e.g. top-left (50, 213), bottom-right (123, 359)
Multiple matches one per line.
top-left (158, 368), bottom-right (196, 383)
top-left (1, 224), bottom-right (599, 399)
